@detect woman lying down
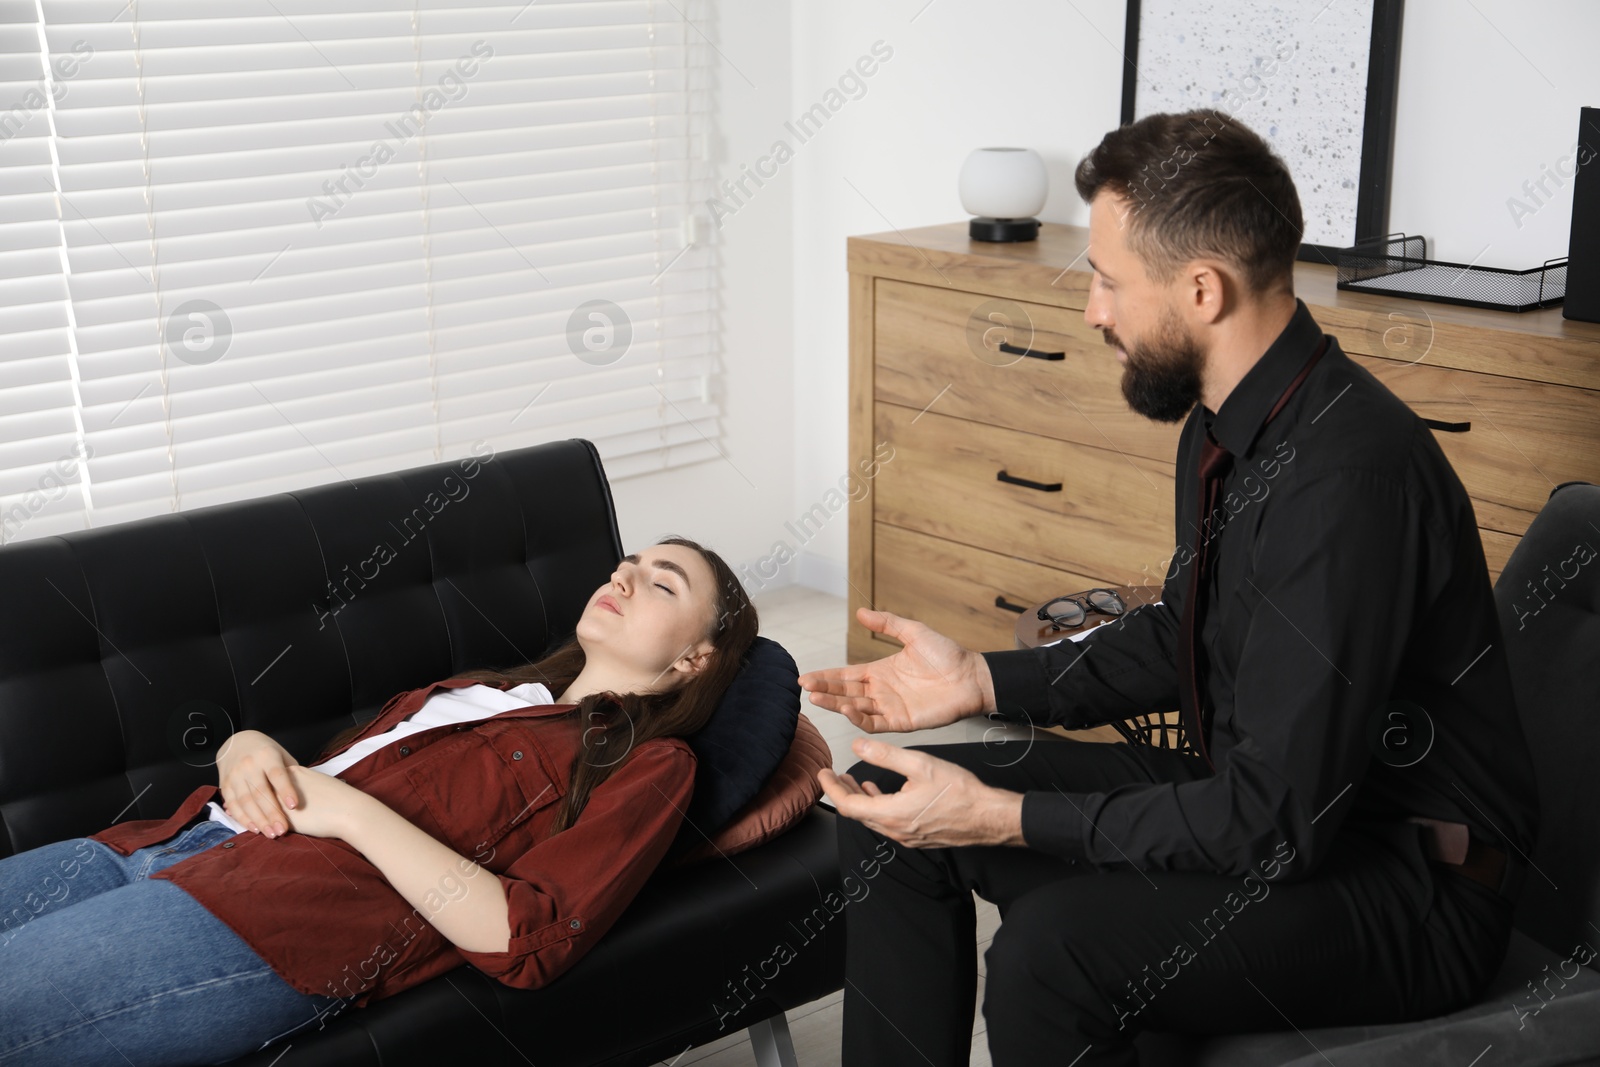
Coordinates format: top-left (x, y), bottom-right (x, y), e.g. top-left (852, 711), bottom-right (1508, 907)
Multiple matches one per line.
top-left (0, 536), bottom-right (757, 1066)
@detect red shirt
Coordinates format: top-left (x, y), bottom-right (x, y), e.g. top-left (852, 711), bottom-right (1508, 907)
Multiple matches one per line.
top-left (88, 679), bottom-right (696, 1008)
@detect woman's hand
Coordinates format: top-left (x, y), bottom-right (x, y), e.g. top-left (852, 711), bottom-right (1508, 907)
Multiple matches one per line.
top-left (278, 765), bottom-right (370, 840)
top-left (217, 729), bottom-right (301, 838)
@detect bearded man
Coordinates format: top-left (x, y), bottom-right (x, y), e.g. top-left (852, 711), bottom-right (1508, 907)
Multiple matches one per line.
top-left (802, 110), bottom-right (1536, 1067)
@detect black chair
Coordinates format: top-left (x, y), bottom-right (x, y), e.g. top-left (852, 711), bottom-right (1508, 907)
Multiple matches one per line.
top-left (1135, 480), bottom-right (1600, 1065)
top-left (0, 439), bottom-right (843, 1066)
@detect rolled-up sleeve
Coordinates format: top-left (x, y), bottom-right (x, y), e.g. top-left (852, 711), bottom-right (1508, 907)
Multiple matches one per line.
top-left (453, 738), bottom-right (697, 988)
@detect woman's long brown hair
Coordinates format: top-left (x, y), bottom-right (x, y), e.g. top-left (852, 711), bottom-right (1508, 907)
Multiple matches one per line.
top-left (322, 536), bottom-right (758, 837)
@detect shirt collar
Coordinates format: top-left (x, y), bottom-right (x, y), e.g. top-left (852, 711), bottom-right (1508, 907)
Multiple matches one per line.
top-left (1203, 297), bottom-right (1324, 458)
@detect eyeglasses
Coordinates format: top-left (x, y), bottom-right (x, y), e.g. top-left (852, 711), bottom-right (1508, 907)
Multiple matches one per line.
top-left (1037, 588), bottom-right (1125, 630)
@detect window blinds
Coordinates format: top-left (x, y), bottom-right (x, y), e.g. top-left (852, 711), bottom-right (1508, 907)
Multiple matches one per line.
top-left (0, 0), bottom-right (718, 545)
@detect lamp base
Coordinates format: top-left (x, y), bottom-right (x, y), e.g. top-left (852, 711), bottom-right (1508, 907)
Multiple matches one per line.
top-left (969, 216), bottom-right (1041, 242)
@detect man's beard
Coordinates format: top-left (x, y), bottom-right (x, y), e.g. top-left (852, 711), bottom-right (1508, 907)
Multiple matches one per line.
top-left (1105, 307), bottom-right (1204, 423)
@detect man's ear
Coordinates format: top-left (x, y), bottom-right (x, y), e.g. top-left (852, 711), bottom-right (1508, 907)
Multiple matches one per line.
top-left (1184, 257), bottom-right (1235, 324)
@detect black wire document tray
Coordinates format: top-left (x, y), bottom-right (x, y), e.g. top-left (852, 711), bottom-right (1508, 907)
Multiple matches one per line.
top-left (1335, 233), bottom-right (1567, 312)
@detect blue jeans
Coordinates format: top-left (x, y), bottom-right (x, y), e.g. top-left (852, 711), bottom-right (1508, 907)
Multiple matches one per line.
top-left (0, 816), bottom-right (344, 1065)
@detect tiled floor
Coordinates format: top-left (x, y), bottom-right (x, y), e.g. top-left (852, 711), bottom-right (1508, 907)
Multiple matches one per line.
top-left (669, 584), bottom-right (1017, 1066)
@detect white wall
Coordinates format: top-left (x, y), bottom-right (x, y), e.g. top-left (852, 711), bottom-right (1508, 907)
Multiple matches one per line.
top-left (606, 2), bottom-right (799, 598)
top-left (779, 0), bottom-right (1600, 596)
top-left (616, 1), bottom-right (1598, 598)
top-left (1389, 0), bottom-right (1598, 266)
top-left (785, 0), bottom-right (1128, 595)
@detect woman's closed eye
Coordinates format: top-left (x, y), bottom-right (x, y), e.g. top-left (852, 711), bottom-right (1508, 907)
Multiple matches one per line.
top-left (656, 582), bottom-right (675, 595)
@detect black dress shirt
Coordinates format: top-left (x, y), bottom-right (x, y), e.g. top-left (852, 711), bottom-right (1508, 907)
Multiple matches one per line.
top-left (981, 297), bottom-right (1539, 882)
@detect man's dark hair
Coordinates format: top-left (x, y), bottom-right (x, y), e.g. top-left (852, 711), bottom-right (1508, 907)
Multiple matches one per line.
top-left (1073, 109), bottom-right (1303, 298)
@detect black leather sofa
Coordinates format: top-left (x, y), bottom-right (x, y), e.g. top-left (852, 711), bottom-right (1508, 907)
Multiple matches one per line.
top-left (0, 438), bottom-right (839, 1066)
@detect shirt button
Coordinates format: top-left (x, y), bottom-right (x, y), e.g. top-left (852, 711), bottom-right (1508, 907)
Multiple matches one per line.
top-left (512, 751), bottom-right (523, 761)
top-left (223, 841), bottom-right (234, 848)
top-left (398, 745), bottom-right (410, 756)
top-left (455, 725), bottom-right (468, 731)
top-left (569, 918), bottom-right (581, 930)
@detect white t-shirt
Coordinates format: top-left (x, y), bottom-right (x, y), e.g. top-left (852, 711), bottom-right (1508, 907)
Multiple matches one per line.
top-left (205, 681), bottom-right (557, 833)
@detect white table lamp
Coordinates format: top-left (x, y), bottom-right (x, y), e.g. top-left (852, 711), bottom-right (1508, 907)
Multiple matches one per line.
top-left (958, 147), bottom-right (1048, 242)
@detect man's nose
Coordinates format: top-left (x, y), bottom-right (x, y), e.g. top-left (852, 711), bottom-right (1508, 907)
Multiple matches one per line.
top-left (1084, 299), bottom-right (1112, 333)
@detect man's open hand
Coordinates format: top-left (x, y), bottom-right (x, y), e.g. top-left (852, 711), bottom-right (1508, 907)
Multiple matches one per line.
top-left (819, 738), bottom-right (1026, 849)
top-left (799, 608), bottom-right (996, 734)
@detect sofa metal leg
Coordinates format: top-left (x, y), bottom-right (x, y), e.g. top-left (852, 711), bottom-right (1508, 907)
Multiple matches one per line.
top-left (747, 1013), bottom-right (799, 1067)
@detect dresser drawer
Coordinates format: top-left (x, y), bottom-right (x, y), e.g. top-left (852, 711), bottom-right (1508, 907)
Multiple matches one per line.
top-left (855, 523), bottom-right (1140, 745)
top-left (866, 522), bottom-right (1109, 654)
top-left (862, 517), bottom-right (1523, 720)
top-left (873, 402), bottom-right (1176, 583)
top-left (874, 278), bottom-right (1183, 464)
top-left (1352, 355), bottom-right (1600, 536)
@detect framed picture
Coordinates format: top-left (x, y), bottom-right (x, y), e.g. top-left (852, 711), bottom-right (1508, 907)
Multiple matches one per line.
top-left (1119, 0), bottom-right (1405, 265)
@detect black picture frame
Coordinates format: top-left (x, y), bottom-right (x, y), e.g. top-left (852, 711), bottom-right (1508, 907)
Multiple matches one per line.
top-left (1119, 0), bottom-right (1405, 266)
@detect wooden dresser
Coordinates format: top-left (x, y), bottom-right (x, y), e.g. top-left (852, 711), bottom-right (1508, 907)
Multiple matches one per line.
top-left (846, 221), bottom-right (1600, 666)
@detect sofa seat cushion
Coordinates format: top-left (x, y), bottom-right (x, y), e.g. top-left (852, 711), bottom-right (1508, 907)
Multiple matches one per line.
top-left (1134, 929), bottom-right (1600, 1066)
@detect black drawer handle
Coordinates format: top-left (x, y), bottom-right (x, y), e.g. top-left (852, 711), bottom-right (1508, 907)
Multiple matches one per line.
top-left (997, 469), bottom-right (1062, 492)
top-left (998, 341), bottom-right (1065, 361)
top-left (994, 595), bottom-right (1028, 614)
top-left (1421, 417), bottom-right (1471, 433)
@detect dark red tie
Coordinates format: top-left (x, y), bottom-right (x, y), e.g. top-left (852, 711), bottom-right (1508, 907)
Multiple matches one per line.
top-left (1175, 334), bottom-right (1330, 770)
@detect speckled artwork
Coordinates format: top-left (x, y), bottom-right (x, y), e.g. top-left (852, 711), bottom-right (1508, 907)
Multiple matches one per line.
top-left (1131, 0), bottom-right (1376, 249)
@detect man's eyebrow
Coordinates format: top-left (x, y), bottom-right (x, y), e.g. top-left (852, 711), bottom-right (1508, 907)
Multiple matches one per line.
top-left (1086, 254), bottom-right (1113, 281)
top-left (622, 552), bottom-right (692, 590)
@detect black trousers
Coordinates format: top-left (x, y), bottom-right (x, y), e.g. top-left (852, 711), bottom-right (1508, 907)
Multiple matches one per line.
top-left (837, 735), bottom-right (1513, 1066)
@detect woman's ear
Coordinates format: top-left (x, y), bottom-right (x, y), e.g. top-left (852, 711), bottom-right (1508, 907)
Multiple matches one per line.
top-left (676, 642), bottom-right (716, 679)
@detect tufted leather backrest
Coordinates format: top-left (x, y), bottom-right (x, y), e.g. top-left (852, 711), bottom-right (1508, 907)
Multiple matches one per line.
top-left (0, 439), bottom-right (622, 857)
top-left (1494, 481), bottom-right (1600, 962)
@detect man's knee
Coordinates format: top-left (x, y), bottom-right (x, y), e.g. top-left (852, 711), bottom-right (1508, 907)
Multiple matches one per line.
top-left (835, 763), bottom-right (887, 860)
top-left (843, 757), bottom-right (906, 793)
top-left (846, 742), bottom-right (988, 792)
top-left (984, 891), bottom-right (1119, 1036)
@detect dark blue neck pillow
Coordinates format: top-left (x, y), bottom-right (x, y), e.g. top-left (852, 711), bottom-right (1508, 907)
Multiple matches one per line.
top-left (666, 635), bottom-right (800, 858)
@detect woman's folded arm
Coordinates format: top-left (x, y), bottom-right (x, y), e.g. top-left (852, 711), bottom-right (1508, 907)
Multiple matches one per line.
top-left (440, 737), bottom-right (698, 989)
top-left (339, 784), bottom-right (516, 954)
